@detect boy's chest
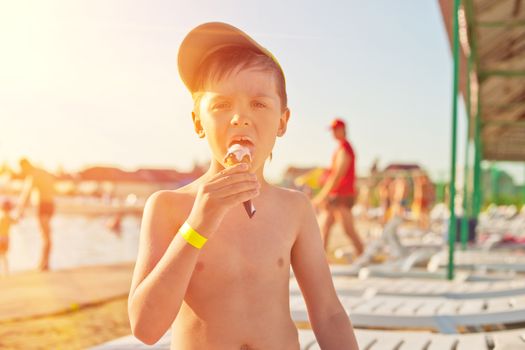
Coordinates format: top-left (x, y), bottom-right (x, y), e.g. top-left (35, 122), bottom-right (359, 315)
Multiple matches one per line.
top-left (192, 203), bottom-right (297, 281)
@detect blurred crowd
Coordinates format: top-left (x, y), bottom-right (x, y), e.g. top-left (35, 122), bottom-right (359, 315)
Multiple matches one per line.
top-left (295, 166), bottom-right (437, 230)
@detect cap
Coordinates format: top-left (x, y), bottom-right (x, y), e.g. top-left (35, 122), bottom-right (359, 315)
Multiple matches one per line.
top-left (329, 118), bottom-right (346, 130)
top-left (178, 22), bottom-right (283, 92)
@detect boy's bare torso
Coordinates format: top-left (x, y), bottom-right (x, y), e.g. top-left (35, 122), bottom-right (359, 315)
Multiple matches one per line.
top-left (169, 184), bottom-right (302, 350)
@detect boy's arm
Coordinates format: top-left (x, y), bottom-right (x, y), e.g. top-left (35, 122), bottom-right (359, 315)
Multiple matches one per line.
top-left (128, 190), bottom-right (199, 344)
top-left (128, 164), bottom-right (258, 345)
top-left (312, 150), bottom-right (350, 206)
top-left (291, 193), bottom-right (359, 350)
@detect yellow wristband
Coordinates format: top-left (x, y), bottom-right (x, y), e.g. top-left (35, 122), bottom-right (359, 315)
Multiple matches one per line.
top-left (179, 222), bottom-right (207, 249)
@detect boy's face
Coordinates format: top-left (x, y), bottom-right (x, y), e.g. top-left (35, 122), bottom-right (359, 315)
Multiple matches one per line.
top-left (193, 67), bottom-right (290, 172)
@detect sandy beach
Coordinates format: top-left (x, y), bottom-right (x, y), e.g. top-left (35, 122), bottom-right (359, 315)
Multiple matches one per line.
top-left (0, 297), bottom-right (129, 350)
top-left (0, 221), bottom-right (365, 350)
top-left (0, 263), bottom-right (135, 350)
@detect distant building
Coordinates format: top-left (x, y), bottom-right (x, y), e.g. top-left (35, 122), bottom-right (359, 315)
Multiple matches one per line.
top-left (73, 165), bottom-right (206, 199)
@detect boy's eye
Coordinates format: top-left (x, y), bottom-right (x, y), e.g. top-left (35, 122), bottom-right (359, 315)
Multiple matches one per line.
top-left (252, 101), bottom-right (266, 109)
top-left (212, 102), bottom-right (231, 110)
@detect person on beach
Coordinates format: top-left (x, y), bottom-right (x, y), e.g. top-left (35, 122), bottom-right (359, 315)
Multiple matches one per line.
top-left (412, 171), bottom-right (435, 230)
top-left (377, 174), bottom-right (393, 223)
top-left (389, 173), bottom-right (409, 219)
top-left (128, 22), bottom-right (359, 350)
top-left (358, 158), bottom-right (378, 220)
top-left (15, 158), bottom-right (57, 271)
top-left (312, 118), bottom-right (364, 257)
top-left (0, 200), bottom-right (17, 276)
top-left (107, 213), bottom-right (123, 237)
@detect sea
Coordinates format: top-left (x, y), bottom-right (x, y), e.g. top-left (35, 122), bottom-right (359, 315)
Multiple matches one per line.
top-left (6, 213), bottom-right (141, 273)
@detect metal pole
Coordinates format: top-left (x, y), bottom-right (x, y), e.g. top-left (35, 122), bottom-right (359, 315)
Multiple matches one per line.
top-left (448, 0), bottom-right (461, 280)
top-left (461, 53), bottom-right (473, 250)
top-left (463, 0), bottom-right (483, 219)
top-left (491, 164), bottom-right (500, 204)
top-left (461, 140), bottom-right (470, 250)
top-left (472, 87), bottom-right (482, 217)
top-left (461, 142), bottom-right (470, 250)
top-left (523, 164), bottom-right (525, 205)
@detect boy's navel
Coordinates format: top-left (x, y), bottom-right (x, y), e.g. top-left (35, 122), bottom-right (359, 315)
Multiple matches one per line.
top-left (277, 257), bottom-right (284, 268)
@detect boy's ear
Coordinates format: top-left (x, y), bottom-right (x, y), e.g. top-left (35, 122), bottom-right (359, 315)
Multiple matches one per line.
top-left (277, 108), bottom-right (290, 137)
top-left (192, 111), bottom-right (205, 138)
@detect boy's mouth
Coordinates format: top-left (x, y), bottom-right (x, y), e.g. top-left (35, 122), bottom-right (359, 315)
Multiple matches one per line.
top-left (227, 136), bottom-right (255, 149)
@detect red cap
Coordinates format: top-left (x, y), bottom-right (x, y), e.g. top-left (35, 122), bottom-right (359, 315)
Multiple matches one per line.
top-left (329, 118), bottom-right (346, 130)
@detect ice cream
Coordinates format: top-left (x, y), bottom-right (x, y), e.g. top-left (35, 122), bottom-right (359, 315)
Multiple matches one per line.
top-left (224, 143), bottom-right (256, 218)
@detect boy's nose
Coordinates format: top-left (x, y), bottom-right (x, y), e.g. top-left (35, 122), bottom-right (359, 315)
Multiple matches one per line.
top-left (230, 113), bottom-right (251, 127)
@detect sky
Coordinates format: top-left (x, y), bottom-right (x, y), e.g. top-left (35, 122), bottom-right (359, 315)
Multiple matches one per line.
top-left (1, 0), bottom-right (523, 184)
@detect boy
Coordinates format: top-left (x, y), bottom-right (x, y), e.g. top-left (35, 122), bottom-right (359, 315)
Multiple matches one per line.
top-left (128, 22), bottom-right (359, 350)
top-left (412, 171), bottom-right (435, 230)
top-left (0, 200), bottom-right (16, 276)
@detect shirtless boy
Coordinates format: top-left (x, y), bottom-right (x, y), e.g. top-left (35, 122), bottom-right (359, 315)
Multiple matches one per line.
top-left (128, 22), bottom-right (359, 350)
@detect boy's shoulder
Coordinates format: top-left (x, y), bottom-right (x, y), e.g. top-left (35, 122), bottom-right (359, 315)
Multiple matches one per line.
top-left (268, 185), bottom-right (312, 210)
top-left (144, 182), bottom-right (199, 214)
top-left (268, 187), bottom-right (316, 238)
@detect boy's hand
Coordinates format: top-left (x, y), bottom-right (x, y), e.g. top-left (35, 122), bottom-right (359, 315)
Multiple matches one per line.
top-left (186, 163), bottom-right (259, 238)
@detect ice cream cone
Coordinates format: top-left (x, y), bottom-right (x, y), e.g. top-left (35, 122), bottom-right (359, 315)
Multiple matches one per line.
top-left (224, 144), bottom-right (256, 218)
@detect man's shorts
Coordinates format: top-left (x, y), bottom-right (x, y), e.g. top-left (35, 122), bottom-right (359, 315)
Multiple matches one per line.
top-left (327, 194), bottom-right (356, 209)
top-left (38, 202), bottom-right (55, 217)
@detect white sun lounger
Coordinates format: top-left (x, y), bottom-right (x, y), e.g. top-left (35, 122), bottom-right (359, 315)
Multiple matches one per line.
top-left (290, 293), bottom-right (525, 333)
top-left (428, 249), bottom-right (525, 273)
top-left (290, 276), bottom-right (525, 299)
top-left (319, 215), bottom-right (522, 280)
top-left (90, 328), bottom-right (525, 349)
top-left (299, 328), bottom-right (525, 350)
top-left (325, 263), bottom-right (516, 283)
top-left (338, 215), bottom-right (525, 277)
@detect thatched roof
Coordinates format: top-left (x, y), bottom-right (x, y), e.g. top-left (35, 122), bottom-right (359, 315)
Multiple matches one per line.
top-left (439, 0), bottom-right (525, 161)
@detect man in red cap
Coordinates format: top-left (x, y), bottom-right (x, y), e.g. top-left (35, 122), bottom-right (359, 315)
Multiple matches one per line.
top-left (312, 118), bottom-right (364, 257)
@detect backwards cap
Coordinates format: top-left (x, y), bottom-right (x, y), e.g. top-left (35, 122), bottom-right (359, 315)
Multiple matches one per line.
top-left (177, 22), bottom-right (284, 92)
